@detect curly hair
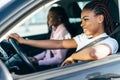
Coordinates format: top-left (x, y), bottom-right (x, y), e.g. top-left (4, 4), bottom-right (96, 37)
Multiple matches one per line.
top-left (49, 6), bottom-right (73, 37)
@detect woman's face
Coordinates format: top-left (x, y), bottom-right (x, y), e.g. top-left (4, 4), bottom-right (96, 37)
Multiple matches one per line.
top-left (81, 9), bottom-right (104, 37)
top-left (47, 11), bottom-right (60, 27)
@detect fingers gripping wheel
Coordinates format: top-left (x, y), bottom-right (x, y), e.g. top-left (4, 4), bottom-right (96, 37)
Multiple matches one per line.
top-left (9, 38), bottom-right (36, 72)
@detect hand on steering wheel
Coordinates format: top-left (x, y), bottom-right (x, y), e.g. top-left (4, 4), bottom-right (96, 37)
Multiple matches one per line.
top-left (9, 38), bottom-right (36, 72)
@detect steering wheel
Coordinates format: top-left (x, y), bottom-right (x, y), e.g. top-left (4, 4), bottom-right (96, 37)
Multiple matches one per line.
top-left (9, 38), bottom-right (36, 72)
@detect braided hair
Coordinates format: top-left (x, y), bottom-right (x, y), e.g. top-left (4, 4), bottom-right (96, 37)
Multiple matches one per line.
top-left (83, 1), bottom-right (113, 35)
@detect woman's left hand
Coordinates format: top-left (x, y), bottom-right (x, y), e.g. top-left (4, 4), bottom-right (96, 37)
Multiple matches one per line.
top-left (61, 57), bottom-right (75, 66)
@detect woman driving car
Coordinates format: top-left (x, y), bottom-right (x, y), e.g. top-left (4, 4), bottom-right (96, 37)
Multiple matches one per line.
top-left (5, 0), bottom-right (119, 72)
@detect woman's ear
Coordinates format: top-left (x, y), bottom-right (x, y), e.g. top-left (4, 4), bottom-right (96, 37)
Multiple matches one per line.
top-left (97, 15), bottom-right (104, 23)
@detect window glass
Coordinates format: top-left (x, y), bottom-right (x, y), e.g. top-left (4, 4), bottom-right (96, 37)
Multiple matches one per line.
top-left (12, 5), bottom-right (52, 37)
top-left (68, 1), bottom-right (89, 23)
top-left (12, 3), bottom-right (61, 37)
top-left (78, 1), bottom-right (89, 9)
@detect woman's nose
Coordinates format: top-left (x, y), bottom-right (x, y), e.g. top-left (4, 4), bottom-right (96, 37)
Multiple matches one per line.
top-left (80, 21), bottom-right (84, 28)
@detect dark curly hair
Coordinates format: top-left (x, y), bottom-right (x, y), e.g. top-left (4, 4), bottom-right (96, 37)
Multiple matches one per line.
top-left (48, 6), bottom-right (73, 37)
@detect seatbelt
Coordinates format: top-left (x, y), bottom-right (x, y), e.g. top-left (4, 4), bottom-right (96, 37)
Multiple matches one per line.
top-left (50, 51), bottom-right (54, 58)
top-left (75, 36), bottom-right (108, 53)
top-left (75, 25), bottom-right (120, 53)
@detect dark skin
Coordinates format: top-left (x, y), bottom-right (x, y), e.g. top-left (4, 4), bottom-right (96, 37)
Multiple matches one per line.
top-left (8, 9), bottom-right (111, 66)
top-left (48, 11), bottom-right (61, 28)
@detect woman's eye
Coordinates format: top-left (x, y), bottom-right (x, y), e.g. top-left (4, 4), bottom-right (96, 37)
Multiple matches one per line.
top-left (84, 19), bottom-right (88, 21)
top-left (49, 16), bottom-right (53, 18)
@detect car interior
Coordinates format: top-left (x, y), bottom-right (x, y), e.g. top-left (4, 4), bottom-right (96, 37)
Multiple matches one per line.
top-left (0, 0), bottom-right (120, 76)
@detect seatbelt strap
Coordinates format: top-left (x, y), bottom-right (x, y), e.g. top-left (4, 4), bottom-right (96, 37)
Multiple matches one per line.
top-left (75, 24), bottom-right (120, 53)
top-left (50, 51), bottom-right (54, 58)
top-left (75, 36), bottom-right (108, 53)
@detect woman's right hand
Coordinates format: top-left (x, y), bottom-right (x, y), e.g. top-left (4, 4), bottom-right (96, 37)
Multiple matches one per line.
top-left (61, 57), bottom-right (75, 66)
top-left (7, 33), bottom-right (25, 44)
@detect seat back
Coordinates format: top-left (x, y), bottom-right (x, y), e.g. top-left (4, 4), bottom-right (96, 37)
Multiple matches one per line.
top-left (114, 23), bottom-right (120, 52)
top-left (67, 2), bottom-right (83, 37)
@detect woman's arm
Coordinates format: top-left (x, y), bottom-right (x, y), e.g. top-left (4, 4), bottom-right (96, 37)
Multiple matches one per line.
top-left (23, 39), bottom-right (77, 49)
top-left (8, 33), bottom-right (77, 49)
top-left (61, 44), bottom-right (111, 66)
top-left (71, 44), bottom-right (111, 60)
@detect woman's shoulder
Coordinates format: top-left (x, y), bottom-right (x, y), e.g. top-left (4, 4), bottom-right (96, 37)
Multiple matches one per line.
top-left (73, 33), bottom-right (86, 38)
top-left (107, 37), bottom-right (118, 44)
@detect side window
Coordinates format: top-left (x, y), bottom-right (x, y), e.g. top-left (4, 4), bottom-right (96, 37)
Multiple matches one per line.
top-left (11, 5), bottom-right (51, 37)
top-left (78, 1), bottom-right (89, 9)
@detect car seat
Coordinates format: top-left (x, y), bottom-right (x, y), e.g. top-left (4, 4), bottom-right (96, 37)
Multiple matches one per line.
top-left (67, 2), bottom-right (83, 37)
